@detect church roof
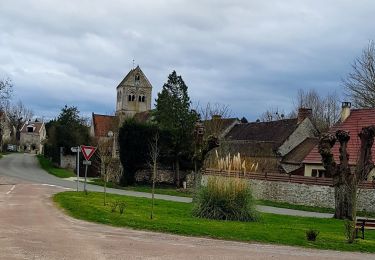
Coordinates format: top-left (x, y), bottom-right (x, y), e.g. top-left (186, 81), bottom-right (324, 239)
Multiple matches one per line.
top-left (116, 66), bottom-right (152, 89)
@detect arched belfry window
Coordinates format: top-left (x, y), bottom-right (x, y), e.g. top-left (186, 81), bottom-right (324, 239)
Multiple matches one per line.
top-left (131, 95), bottom-right (135, 101)
top-left (128, 95), bottom-right (132, 101)
top-left (138, 96), bottom-right (142, 102)
top-left (142, 96), bottom-right (146, 102)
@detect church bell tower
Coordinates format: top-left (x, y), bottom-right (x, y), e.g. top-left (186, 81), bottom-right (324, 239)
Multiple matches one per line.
top-left (115, 66), bottom-right (152, 122)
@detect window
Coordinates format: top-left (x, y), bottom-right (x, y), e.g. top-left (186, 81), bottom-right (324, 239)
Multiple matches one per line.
top-left (138, 95), bottom-right (142, 102)
top-left (27, 126), bottom-right (34, 133)
top-left (128, 95), bottom-right (132, 101)
top-left (135, 74), bottom-right (140, 81)
top-left (311, 169), bottom-right (326, 178)
top-left (131, 95), bottom-right (135, 101)
top-left (142, 96), bottom-right (145, 102)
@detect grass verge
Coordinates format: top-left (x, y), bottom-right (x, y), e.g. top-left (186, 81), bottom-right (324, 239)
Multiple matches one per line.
top-left (54, 191), bottom-right (375, 252)
top-left (89, 178), bottom-right (193, 197)
top-left (257, 200), bottom-right (375, 218)
top-left (37, 155), bottom-right (75, 178)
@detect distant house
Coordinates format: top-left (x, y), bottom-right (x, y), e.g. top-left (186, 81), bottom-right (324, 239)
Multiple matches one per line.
top-left (0, 111), bottom-right (14, 151)
top-left (203, 116), bottom-right (239, 139)
top-left (20, 120), bottom-right (46, 154)
top-left (205, 108), bottom-right (319, 173)
top-left (90, 113), bottom-right (116, 140)
top-left (303, 102), bottom-right (375, 179)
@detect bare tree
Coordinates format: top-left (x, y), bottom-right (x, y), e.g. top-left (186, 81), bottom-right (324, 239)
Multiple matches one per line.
top-left (149, 134), bottom-right (159, 219)
top-left (318, 127), bottom-right (375, 242)
top-left (199, 102), bottom-right (232, 138)
top-left (0, 78), bottom-right (13, 110)
top-left (259, 107), bottom-right (286, 122)
top-left (343, 41), bottom-right (375, 108)
top-left (95, 136), bottom-right (119, 205)
top-left (293, 89), bottom-right (340, 131)
top-left (6, 100), bottom-right (34, 143)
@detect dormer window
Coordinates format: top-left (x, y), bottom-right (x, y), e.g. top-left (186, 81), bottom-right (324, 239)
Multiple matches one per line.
top-left (27, 124), bottom-right (35, 133)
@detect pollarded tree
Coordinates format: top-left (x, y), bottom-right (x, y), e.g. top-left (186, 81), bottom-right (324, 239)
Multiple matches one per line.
top-left (154, 71), bottom-right (199, 187)
top-left (318, 127), bottom-right (375, 242)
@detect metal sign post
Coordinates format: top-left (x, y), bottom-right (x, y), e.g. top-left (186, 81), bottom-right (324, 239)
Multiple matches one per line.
top-left (80, 145), bottom-right (97, 194)
top-left (71, 146), bottom-right (81, 192)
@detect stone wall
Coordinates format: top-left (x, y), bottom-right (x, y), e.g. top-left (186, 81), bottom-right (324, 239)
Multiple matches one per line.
top-left (135, 168), bottom-right (193, 186)
top-left (202, 175), bottom-right (375, 212)
top-left (60, 154), bottom-right (76, 169)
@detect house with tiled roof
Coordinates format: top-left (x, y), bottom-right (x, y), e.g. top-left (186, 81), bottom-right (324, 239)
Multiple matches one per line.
top-left (303, 102), bottom-right (375, 179)
top-left (20, 120), bottom-right (46, 154)
top-left (203, 116), bottom-right (239, 139)
top-left (90, 113), bottom-right (116, 139)
top-left (205, 108), bottom-right (319, 173)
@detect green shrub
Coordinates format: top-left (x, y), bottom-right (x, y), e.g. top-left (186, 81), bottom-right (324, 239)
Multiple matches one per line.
top-left (192, 176), bottom-right (258, 222)
top-left (306, 229), bottom-right (319, 241)
top-left (109, 201), bottom-right (118, 213)
top-left (118, 201), bottom-right (126, 214)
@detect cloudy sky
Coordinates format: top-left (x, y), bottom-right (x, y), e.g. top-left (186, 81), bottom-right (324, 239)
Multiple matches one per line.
top-left (1, 0), bottom-right (374, 121)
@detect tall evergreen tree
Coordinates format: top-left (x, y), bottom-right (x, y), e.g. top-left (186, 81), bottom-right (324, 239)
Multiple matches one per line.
top-left (154, 71), bottom-right (198, 187)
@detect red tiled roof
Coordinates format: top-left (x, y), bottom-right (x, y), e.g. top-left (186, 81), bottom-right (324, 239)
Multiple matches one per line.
top-left (92, 114), bottom-right (115, 137)
top-left (303, 109), bottom-right (375, 165)
top-left (20, 121), bottom-right (44, 133)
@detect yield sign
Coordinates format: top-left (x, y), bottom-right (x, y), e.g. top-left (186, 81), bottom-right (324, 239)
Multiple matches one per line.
top-left (80, 145), bottom-right (96, 161)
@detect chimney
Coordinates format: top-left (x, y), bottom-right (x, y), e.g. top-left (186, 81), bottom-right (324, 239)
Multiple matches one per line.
top-left (341, 102), bottom-right (351, 122)
top-left (297, 108), bottom-right (312, 124)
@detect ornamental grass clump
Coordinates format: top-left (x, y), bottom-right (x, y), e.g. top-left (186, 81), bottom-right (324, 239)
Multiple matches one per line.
top-left (193, 176), bottom-right (259, 222)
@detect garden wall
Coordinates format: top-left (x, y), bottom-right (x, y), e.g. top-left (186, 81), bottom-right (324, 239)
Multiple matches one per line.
top-left (201, 175), bottom-right (375, 213)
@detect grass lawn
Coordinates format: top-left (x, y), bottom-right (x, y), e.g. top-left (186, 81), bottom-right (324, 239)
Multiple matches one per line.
top-left (90, 178), bottom-right (193, 197)
top-left (54, 191), bottom-right (375, 253)
top-left (37, 155), bottom-right (76, 178)
top-left (257, 200), bottom-right (375, 218)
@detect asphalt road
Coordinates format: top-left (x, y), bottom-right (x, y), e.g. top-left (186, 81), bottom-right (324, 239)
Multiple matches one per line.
top-left (0, 153), bottom-right (369, 259)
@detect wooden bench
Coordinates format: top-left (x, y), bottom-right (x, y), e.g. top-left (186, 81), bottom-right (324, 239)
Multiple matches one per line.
top-left (355, 218), bottom-right (375, 239)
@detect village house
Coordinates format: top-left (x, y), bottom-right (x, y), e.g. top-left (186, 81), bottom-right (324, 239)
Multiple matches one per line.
top-left (19, 120), bottom-right (46, 154)
top-left (303, 102), bottom-right (375, 179)
top-left (205, 108), bottom-right (319, 173)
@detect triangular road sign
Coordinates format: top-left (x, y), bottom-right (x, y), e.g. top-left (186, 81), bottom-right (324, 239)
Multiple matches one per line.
top-left (80, 145), bottom-right (96, 161)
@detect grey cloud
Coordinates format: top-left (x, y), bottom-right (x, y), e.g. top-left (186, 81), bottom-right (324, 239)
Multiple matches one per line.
top-left (1, 0), bottom-right (374, 121)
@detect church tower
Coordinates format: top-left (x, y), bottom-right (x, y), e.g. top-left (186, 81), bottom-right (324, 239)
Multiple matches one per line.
top-left (115, 66), bottom-right (152, 121)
